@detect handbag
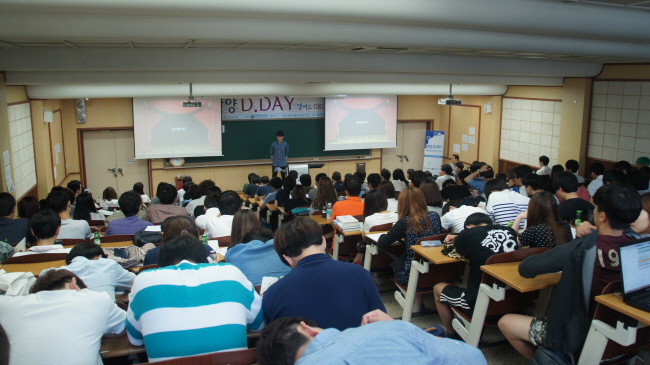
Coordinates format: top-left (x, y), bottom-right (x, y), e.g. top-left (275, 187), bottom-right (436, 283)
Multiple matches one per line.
top-left (133, 228), bottom-right (163, 247)
top-left (529, 347), bottom-right (575, 365)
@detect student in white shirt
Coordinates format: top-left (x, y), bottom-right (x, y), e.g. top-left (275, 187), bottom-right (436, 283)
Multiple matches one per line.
top-left (440, 201), bottom-right (487, 233)
top-left (133, 182), bottom-right (151, 204)
top-left (435, 165), bottom-right (455, 190)
top-left (536, 155), bottom-right (551, 176)
top-left (12, 209), bottom-right (72, 257)
top-left (186, 179), bottom-right (216, 216)
top-left (206, 190), bottom-right (241, 238)
top-left (378, 181), bottom-right (399, 213)
top-left (588, 162), bottom-right (605, 196)
top-left (392, 168), bottom-right (409, 192)
top-left (47, 189), bottom-right (92, 240)
top-left (357, 189), bottom-right (399, 264)
top-left (565, 159), bottom-right (585, 184)
top-left (195, 191), bottom-right (221, 230)
top-left (484, 179), bottom-right (530, 228)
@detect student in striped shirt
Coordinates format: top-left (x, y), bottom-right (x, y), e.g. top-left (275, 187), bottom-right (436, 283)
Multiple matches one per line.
top-left (126, 233), bottom-right (264, 362)
top-left (484, 179), bottom-right (529, 228)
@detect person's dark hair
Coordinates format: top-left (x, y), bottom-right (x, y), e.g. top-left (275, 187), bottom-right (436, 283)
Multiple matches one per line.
top-left (102, 187), bottom-right (118, 201)
top-left (17, 196), bottom-right (39, 220)
top-left (282, 176), bottom-right (297, 196)
top-left (603, 169), bottom-right (626, 184)
top-left (410, 171), bottom-right (428, 188)
top-left (344, 173), bottom-right (354, 180)
top-left (425, 171), bottom-right (433, 178)
top-left (441, 164), bottom-right (453, 176)
top-left (363, 189), bottom-right (388, 217)
top-left (161, 216), bottom-right (198, 243)
top-left (46, 190), bottom-right (74, 214)
top-left (241, 226), bottom-right (275, 245)
top-left (276, 131), bottom-right (284, 137)
top-left (406, 169), bottom-right (415, 180)
top-left (590, 162), bottom-right (605, 176)
top-left (514, 165), bottom-right (533, 180)
top-left (479, 166), bottom-right (495, 179)
top-left (495, 172), bottom-right (508, 182)
top-left (314, 173), bottom-right (327, 185)
top-left (274, 217), bottom-right (323, 263)
top-left (257, 317), bottom-right (319, 365)
top-left (539, 156), bottom-right (550, 166)
top-left (442, 200), bottom-right (463, 216)
top-left (118, 190), bottom-right (142, 217)
top-left (331, 171), bottom-right (341, 182)
top-left (158, 234), bottom-right (209, 267)
top-left (288, 170), bottom-right (298, 179)
top-left (185, 184), bottom-right (201, 200)
top-left (380, 168), bottom-right (391, 181)
top-left (155, 182), bottom-right (167, 197)
top-left (66, 180), bottom-right (83, 194)
top-left (182, 176), bottom-right (193, 184)
top-left (626, 170), bottom-right (650, 191)
top-left (343, 176), bottom-right (362, 197)
top-left (30, 209), bottom-right (61, 240)
top-left (291, 185), bottom-right (307, 200)
top-left (0, 323), bottom-right (8, 365)
top-left (458, 170), bottom-right (471, 186)
top-left (526, 191), bottom-right (568, 247)
top-left (469, 163), bottom-right (480, 173)
top-left (522, 173), bottom-right (543, 191)
top-left (0, 192), bottom-right (16, 217)
top-left (311, 177), bottom-right (337, 210)
top-left (592, 182), bottom-right (642, 230)
top-left (419, 180), bottom-right (443, 208)
top-left (613, 160), bottom-right (633, 174)
top-left (455, 162), bottom-right (464, 171)
top-left (299, 174), bottom-right (312, 188)
top-left (442, 179), bottom-right (456, 189)
top-left (484, 179), bottom-right (510, 200)
top-left (217, 190), bottom-right (241, 215)
top-left (378, 180), bottom-right (397, 199)
top-left (367, 173), bottom-right (382, 189)
top-left (158, 184), bottom-right (178, 205)
top-left (452, 154), bottom-right (460, 161)
top-left (247, 173), bottom-right (256, 184)
top-left (565, 159), bottom-right (580, 173)
top-left (66, 242), bottom-right (107, 264)
top-left (72, 192), bottom-right (98, 221)
top-left (132, 182), bottom-right (145, 195)
top-left (197, 180), bottom-right (215, 196)
top-left (259, 176), bottom-right (269, 185)
top-left (553, 171), bottom-right (579, 193)
top-left (270, 177), bottom-right (283, 190)
top-left (204, 191), bottom-right (221, 209)
top-left (231, 209), bottom-right (261, 248)
top-left (30, 269), bottom-right (87, 293)
top-left (464, 213), bottom-right (492, 228)
top-left (393, 168), bottom-right (407, 184)
top-left (550, 164), bottom-right (565, 179)
top-left (354, 170), bottom-right (367, 183)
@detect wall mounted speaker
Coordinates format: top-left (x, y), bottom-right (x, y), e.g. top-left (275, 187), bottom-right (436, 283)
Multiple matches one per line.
top-left (75, 99), bottom-right (86, 114)
top-left (76, 114), bottom-right (86, 123)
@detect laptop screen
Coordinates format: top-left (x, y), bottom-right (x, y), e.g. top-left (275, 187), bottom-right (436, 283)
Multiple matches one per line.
top-left (620, 239), bottom-right (650, 295)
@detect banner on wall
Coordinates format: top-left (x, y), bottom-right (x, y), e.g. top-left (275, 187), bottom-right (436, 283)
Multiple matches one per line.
top-left (424, 131), bottom-right (445, 173)
top-left (221, 97), bottom-right (325, 120)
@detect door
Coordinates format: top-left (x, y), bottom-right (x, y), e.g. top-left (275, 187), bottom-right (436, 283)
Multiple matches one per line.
top-left (83, 130), bottom-right (150, 198)
top-left (382, 122), bottom-right (427, 172)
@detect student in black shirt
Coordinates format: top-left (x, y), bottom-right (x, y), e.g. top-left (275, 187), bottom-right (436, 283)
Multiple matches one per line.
top-left (331, 171), bottom-right (345, 193)
top-left (441, 170), bottom-right (472, 201)
top-left (283, 185), bottom-right (311, 213)
top-left (554, 171), bottom-right (594, 222)
top-left (434, 213), bottom-right (518, 340)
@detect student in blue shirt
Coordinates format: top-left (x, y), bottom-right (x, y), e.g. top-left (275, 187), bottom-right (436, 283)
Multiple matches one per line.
top-left (270, 130), bottom-right (289, 180)
top-left (464, 163), bottom-right (495, 195)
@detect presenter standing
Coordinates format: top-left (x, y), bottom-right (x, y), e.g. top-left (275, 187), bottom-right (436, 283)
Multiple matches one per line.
top-left (270, 131), bottom-right (289, 179)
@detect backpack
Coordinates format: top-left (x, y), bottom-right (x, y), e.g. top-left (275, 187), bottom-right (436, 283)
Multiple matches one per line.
top-left (529, 347), bottom-right (575, 365)
top-left (133, 228), bottom-right (163, 247)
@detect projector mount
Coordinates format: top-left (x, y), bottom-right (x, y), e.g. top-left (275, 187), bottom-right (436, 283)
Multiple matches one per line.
top-left (438, 84), bottom-right (462, 105)
top-left (182, 83), bottom-right (202, 107)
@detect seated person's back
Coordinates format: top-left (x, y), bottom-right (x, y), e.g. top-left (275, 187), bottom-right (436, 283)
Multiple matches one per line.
top-left (105, 190), bottom-right (153, 235)
top-left (143, 216), bottom-right (213, 266)
top-left (554, 171), bottom-right (595, 222)
top-left (47, 189), bottom-right (92, 239)
top-left (263, 217), bottom-right (385, 331)
top-left (127, 234), bottom-right (264, 362)
top-left (0, 192), bottom-right (36, 244)
top-left (145, 183), bottom-right (189, 223)
top-left (206, 190), bottom-right (241, 238)
top-left (484, 179), bottom-right (529, 227)
top-left (330, 176), bottom-right (365, 220)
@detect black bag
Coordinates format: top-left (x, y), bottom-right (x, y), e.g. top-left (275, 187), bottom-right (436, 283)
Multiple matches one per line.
top-left (529, 347), bottom-right (575, 365)
top-left (133, 228), bottom-right (163, 247)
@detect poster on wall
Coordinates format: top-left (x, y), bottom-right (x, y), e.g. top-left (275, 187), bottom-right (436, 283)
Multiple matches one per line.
top-left (424, 131), bottom-right (445, 173)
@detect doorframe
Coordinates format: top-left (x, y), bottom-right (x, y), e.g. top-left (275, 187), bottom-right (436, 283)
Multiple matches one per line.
top-left (384, 120), bottom-right (434, 170)
top-left (78, 127), bottom-right (152, 195)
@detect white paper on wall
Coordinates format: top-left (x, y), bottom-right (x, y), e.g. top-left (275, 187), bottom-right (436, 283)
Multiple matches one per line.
top-left (469, 136), bottom-right (476, 144)
top-left (469, 127), bottom-right (476, 135)
top-left (453, 144), bottom-right (461, 153)
top-left (462, 144), bottom-right (469, 151)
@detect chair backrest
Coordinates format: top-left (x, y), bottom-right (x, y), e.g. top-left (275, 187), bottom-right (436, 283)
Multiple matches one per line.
top-left (415, 234), bottom-right (448, 245)
top-left (353, 215), bottom-right (365, 222)
top-left (3, 253), bottom-right (69, 264)
top-left (147, 348), bottom-right (257, 365)
top-left (369, 223), bottom-right (393, 232)
top-left (100, 234), bottom-right (135, 243)
top-left (208, 236), bottom-right (231, 247)
top-left (337, 191), bottom-right (347, 197)
top-left (99, 226), bottom-right (107, 233)
top-left (87, 219), bottom-right (105, 227)
top-left (107, 206), bottom-right (120, 211)
top-left (484, 247), bottom-right (549, 266)
top-left (59, 238), bottom-right (88, 246)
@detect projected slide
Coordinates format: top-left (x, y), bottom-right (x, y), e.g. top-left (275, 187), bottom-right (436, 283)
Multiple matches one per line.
top-left (325, 96), bottom-right (397, 151)
top-left (133, 98), bottom-right (222, 159)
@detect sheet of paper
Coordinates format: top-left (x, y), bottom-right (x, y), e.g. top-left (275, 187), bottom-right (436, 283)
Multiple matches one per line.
top-left (4, 164), bottom-right (11, 181)
top-left (365, 233), bottom-right (385, 242)
top-left (2, 150), bottom-right (9, 166)
top-left (145, 225), bottom-right (162, 232)
top-left (54, 168), bottom-right (57, 179)
top-left (469, 136), bottom-right (476, 144)
top-left (55, 143), bottom-right (61, 154)
top-left (453, 144), bottom-right (461, 153)
top-left (13, 238), bottom-right (26, 253)
top-left (98, 209), bottom-right (114, 216)
top-left (462, 135), bottom-right (468, 143)
top-left (55, 153), bottom-right (59, 164)
top-left (462, 143), bottom-right (469, 151)
top-left (260, 276), bottom-right (279, 295)
top-left (469, 127), bottom-right (476, 135)
top-left (6, 179), bottom-right (13, 193)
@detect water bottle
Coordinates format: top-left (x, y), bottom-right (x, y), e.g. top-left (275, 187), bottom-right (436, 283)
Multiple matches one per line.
top-left (326, 203), bottom-right (333, 220)
top-left (202, 234), bottom-right (208, 245)
top-left (575, 210), bottom-right (583, 226)
top-left (93, 231), bottom-right (101, 245)
top-left (321, 206), bottom-right (327, 218)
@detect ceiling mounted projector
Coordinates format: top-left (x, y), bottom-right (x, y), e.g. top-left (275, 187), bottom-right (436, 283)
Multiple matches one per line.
top-left (438, 84), bottom-right (461, 105)
top-left (182, 83), bottom-right (202, 107)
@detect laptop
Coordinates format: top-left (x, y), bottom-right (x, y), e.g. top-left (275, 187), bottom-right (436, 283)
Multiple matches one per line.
top-left (619, 238), bottom-right (650, 312)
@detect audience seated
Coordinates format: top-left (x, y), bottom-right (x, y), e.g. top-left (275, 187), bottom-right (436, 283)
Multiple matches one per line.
top-left (354, 171), bottom-right (369, 194)
top-left (72, 191), bottom-right (105, 222)
top-left (409, 170), bottom-right (428, 189)
top-left (145, 183), bottom-right (189, 223)
top-left (226, 211), bottom-right (290, 286)
top-left (133, 182), bottom-right (150, 204)
top-left (310, 176), bottom-right (338, 215)
top-left (127, 234), bottom-right (263, 362)
top-left (631, 192), bottom-right (650, 237)
top-left (366, 172), bottom-right (382, 191)
top-left (419, 180), bottom-right (444, 215)
top-left (565, 159), bottom-right (585, 184)
top-left (484, 179), bottom-right (529, 228)
top-left (206, 190), bottom-right (241, 238)
top-left (0, 192), bottom-right (36, 244)
top-left (263, 218), bottom-right (385, 331)
top-left (0, 269), bottom-right (126, 365)
top-left (542, 164), bottom-right (565, 193)
top-left (536, 155), bottom-right (551, 176)
top-left (435, 164), bottom-right (455, 189)
top-left (104, 191), bottom-right (152, 235)
top-left (273, 176), bottom-right (293, 208)
top-left (181, 183), bottom-right (199, 207)
top-left (175, 176), bottom-right (193, 205)
top-left (516, 192), bottom-right (572, 248)
top-left (626, 169), bottom-right (650, 194)
top-left (283, 185), bottom-right (311, 213)
top-left (330, 176), bottom-right (364, 221)
top-left (11, 209), bottom-right (69, 257)
top-left (513, 165), bottom-right (534, 197)
top-left (440, 200), bottom-right (487, 234)
top-left (554, 171), bottom-right (594, 223)
top-left (464, 164), bottom-right (495, 195)
top-left (185, 179), bottom-right (215, 215)
top-left (193, 185), bottom-right (222, 218)
top-left (43, 242), bottom-right (135, 298)
top-left (308, 173), bottom-right (328, 200)
top-left (195, 191), bottom-right (221, 230)
top-left (391, 168), bottom-right (409, 192)
top-left (434, 213), bottom-right (518, 340)
top-left (48, 189), bottom-right (93, 240)
top-left (377, 187), bottom-right (442, 315)
top-left (255, 176), bottom-right (273, 200)
top-left (243, 174), bottom-right (260, 199)
top-left (603, 168), bottom-right (625, 184)
top-left (257, 310), bottom-right (486, 365)
top-left (454, 161), bottom-right (464, 177)
top-left (101, 187), bottom-right (119, 207)
top-left (380, 168), bottom-right (392, 182)
top-left (441, 170), bottom-right (472, 201)
top-left (144, 216), bottom-right (212, 266)
top-left (16, 195), bottom-right (39, 220)
top-left (378, 180), bottom-right (399, 213)
top-left (521, 173), bottom-right (547, 198)
top-left (587, 162), bottom-right (605, 196)
top-left (498, 183), bottom-right (642, 359)
top-left (149, 182), bottom-right (167, 205)
top-left (332, 171), bottom-right (345, 192)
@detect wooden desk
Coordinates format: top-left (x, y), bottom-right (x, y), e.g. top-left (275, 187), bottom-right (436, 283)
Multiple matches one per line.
top-left (453, 261), bottom-right (560, 347)
top-left (63, 241), bottom-right (134, 249)
top-left (399, 245), bottom-right (463, 322)
top-left (362, 231), bottom-right (393, 271)
top-left (310, 215), bottom-right (331, 226)
top-left (100, 336), bottom-right (145, 358)
top-left (1, 260), bottom-right (65, 275)
top-left (578, 294), bottom-right (650, 365)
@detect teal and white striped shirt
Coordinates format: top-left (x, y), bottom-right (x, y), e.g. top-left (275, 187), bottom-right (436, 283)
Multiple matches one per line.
top-left (126, 261), bottom-right (264, 362)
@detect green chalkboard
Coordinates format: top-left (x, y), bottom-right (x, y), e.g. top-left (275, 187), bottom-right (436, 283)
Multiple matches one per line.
top-left (182, 119), bottom-right (371, 164)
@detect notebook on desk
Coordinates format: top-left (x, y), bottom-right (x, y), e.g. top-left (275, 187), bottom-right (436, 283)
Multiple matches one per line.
top-left (619, 238), bottom-right (650, 312)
